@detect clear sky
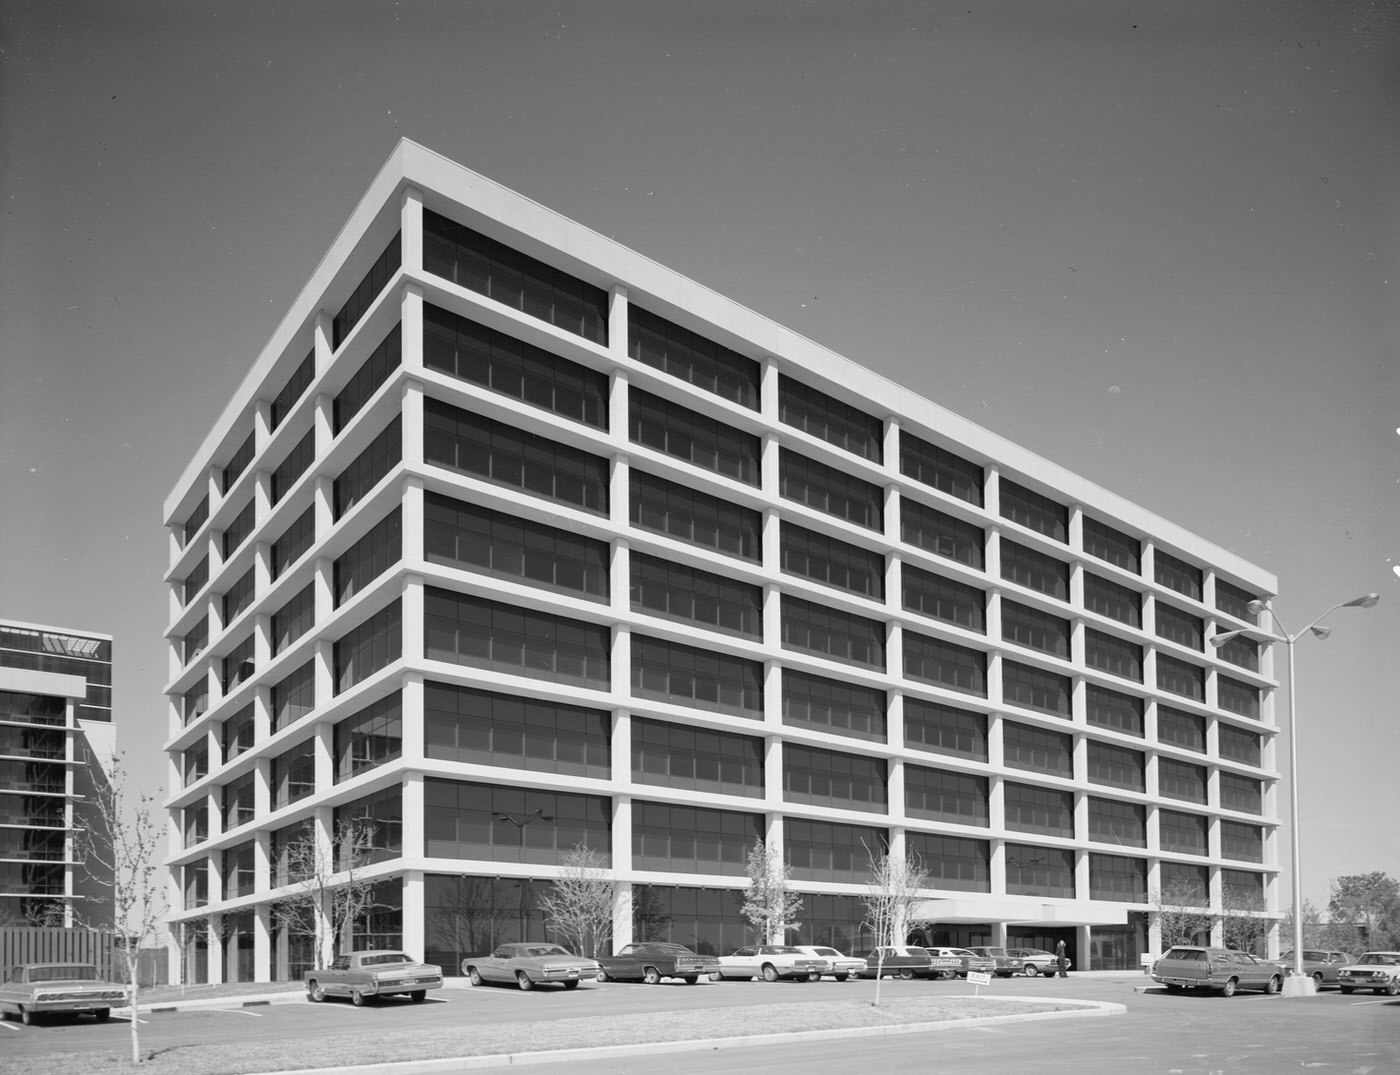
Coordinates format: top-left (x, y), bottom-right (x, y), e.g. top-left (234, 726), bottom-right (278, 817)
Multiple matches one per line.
top-left (1, 1), bottom-right (1396, 915)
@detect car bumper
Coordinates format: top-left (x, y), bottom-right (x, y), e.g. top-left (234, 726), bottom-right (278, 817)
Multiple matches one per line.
top-left (29, 997), bottom-right (125, 1012)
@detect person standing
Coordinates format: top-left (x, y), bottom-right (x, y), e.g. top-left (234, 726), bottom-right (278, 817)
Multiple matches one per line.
top-left (1055, 940), bottom-right (1069, 978)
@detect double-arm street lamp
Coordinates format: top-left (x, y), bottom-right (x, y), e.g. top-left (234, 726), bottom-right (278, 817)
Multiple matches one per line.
top-left (495, 809), bottom-right (553, 940)
top-left (1209, 591), bottom-right (1380, 996)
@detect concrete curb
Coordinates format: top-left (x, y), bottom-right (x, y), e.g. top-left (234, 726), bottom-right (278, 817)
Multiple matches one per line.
top-left (243, 995), bottom-right (1127, 1075)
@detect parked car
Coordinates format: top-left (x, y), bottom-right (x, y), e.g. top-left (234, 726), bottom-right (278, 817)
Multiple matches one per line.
top-left (713, 944), bottom-right (830, 982)
top-left (596, 942), bottom-right (720, 984)
top-left (790, 945), bottom-right (866, 981)
top-left (854, 945), bottom-right (937, 979)
top-left (1336, 951), bottom-right (1400, 996)
top-left (1279, 950), bottom-right (1354, 988)
top-left (0, 963), bottom-right (127, 1025)
top-left (966, 946), bottom-right (1018, 977)
top-left (1150, 946), bottom-right (1286, 996)
top-left (462, 943), bottom-right (600, 991)
top-left (1006, 947), bottom-right (1072, 976)
top-left (928, 947), bottom-right (996, 978)
top-left (304, 950), bottom-right (443, 1006)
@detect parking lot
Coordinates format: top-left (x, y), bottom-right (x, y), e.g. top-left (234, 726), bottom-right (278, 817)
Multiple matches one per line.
top-left (3, 972), bottom-right (1397, 1075)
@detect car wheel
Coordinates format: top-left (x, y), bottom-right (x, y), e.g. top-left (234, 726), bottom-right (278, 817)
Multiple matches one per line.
top-left (564, 979), bottom-right (580, 990)
top-left (94, 1009), bottom-right (111, 1022)
top-left (643, 966), bottom-right (661, 985)
top-left (350, 989), bottom-right (367, 1007)
top-left (1023, 964), bottom-right (1039, 977)
top-left (708, 971), bottom-right (722, 982)
top-left (761, 964), bottom-right (780, 982)
top-left (898, 968), bottom-right (915, 980)
top-left (1387, 980), bottom-right (1400, 997)
top-left (681, 976), bottom-right (698, 985)
top-left (307, 980), bottom-right (326, 1003)
top-left (1339, 986), bottom-right (1353, 995)
top-left (1221, 978), bottom-right (1238, 998)
top-left (1312, 972), bottom-right (1324, 987)
top-left (516, 972), bottom-right (534, 991)
top-left (1165, 983), bottom-right (1183, 992)
top-left (467, 967), bottom-right (484, 987)
top-left (834, 973), bottom-right (848, 982)
top-left (595, 966), bottom-right (609, 983)
top-left (1265, 976), bottom-right (1281, 995)
top-left (19, 1008), bottom-right (33, 1026)
top-left (410, 990), bottom-right (426, 1003)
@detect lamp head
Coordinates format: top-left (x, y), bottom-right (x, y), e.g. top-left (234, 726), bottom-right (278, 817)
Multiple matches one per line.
top-left (1309, 625), bottom-right (1333, 640)
top-left (1344, 593), bottom-right (1380, 609)
top-left (1246, 598), bottom-right (1271, 615)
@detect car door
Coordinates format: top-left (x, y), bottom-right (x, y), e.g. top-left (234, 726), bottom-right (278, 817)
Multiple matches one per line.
top-left (725, 946), bottom-right (759, 978)
top-left (611, 945), bottom-right (644, 979)
top-left (326, 955), bottom-right (353, 995)
top-left (481, 946), bottom-right (513, 983)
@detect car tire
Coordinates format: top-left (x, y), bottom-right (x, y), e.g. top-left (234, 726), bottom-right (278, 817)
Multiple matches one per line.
top-left (1023, 964), bottom-right (1039, 977)
top-left (1312, 972), bottom-right (1324, 988)
top-left (410, 990), bottom-right (426, 1003)
top-left (1339, 986), bottom-right (1353, 995)
top-left (307, 981), bottom-right (326, 1003)
top-left (1265, 976), bottom-right (1281, 995)
top-left (1387, 980), bottom-right (1400, 997)
top-left (708, 971), bottom-right (722, 982)
top-left (643, 967), bottom-right (661, 985)
top-left (1221, 978), bottom-right (1238, 998)
top-left (898, 968), bottom-right (914, 980)
top-left (1165, 983), bottom-right (1183, 992)
top-left (564, 979), bottom-right (580, 990)
top-left (95, 1009), bottom-right (110, 1022)
top-left (681, 976), bottom-right (699, 985)
top-left (516, 972), bottom-right (534, 991)
top-left (761, 964), bottom-right (780, 982)
top-left (350, 989), bottom-right (367, 1007)
top-left (467, 967), bottom-right (484, 987)
top-left (834, 973), bottom-right (849, 982)
top-left (19, 1008), bottom-right (32, 1026)
top-left (595, 966), bottom-right (609, 983)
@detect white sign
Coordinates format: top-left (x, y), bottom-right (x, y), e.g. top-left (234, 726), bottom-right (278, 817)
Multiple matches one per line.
top-left (966, 970), bottom-right (993, 986)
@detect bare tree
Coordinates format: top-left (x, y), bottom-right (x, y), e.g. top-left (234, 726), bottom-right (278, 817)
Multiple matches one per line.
top-left (273, 818), bottom-right (379, 968)
top-left (740, 838), bottom-right (803, 944)
top-left (1279, 898), bottom-right (1323, 953)
top-left (537, 846), bottom-right (615, 958)
top-left (861, 847), bottom-right (928, 1006)
top-left (1151, 877), bottom-right (1215, 949)
top-left (79, 752), bottom-right (164, 1065)
top-left (1220, 881), bottom-right (1270, 953)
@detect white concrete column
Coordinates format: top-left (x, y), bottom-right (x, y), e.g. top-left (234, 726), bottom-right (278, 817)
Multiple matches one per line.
top-left (401, 282), bottom-right (424, 375)
top-left (401, 380), bottom-right (424, 468)
top-left (402, 869), bottom-right (426, 960)
top-left (608, 284), bottom-right (629, 360)
top-left (402, 673), bottom-right (425, 766)
top-left (401, 186), bottom-right (423, 275)
top-left (254, 905), bottom-right (272, 984)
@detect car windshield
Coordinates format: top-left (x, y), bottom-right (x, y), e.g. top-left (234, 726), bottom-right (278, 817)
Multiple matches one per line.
top-left (28, 966), bottom-right (99, 981)
top-left (1358, 953), bottom-right (1400, 965)
top-left (810, 948), bottom-right (838, 956)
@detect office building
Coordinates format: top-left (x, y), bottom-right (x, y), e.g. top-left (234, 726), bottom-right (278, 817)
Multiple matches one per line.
top-left (0, 619), bottom-right (115, 926)
top-left (163, 140), bottom-right (1280, 983)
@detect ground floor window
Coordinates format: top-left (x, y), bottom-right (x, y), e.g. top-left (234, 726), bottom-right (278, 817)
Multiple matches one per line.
top-left (631, 884), bottom-right (748, 956)
top-left (423, 873), bottom-right (553, 973)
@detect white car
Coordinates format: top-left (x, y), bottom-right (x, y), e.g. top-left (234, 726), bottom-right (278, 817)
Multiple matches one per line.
top-left (1336, 951), bottom-right (1400, 996)
top-left (712, 944), bottom-right (831, 982)
top-left (791, 945), bottom-right (866, 981)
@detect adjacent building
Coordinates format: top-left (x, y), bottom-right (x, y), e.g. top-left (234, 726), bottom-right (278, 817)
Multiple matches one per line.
top-left (0, 619), bottom-right (115, 927)
top-left (162, 140), bottom-right (1281, 984)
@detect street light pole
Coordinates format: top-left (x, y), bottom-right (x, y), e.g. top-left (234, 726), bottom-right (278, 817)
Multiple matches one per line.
top-left (1210, 591), bottom-right (1379, 997)
top-left (495, 810), bottom-right (553, 941)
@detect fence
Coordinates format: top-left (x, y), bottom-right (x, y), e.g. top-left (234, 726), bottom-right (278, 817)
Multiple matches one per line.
top-left (0, 928), bottom-right (167, 986)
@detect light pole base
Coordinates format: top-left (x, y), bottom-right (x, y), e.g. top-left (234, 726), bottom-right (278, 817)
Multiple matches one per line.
top-left (1282, 974), bottom-right (1318, 997)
